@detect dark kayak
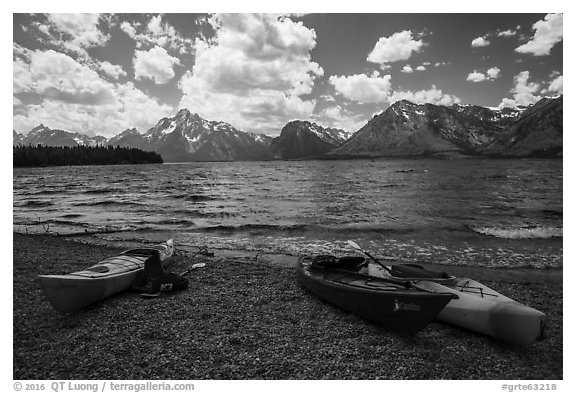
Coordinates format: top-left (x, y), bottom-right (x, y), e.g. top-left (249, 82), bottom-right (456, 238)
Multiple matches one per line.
top-left (297, 255), bottom-right (457, 334)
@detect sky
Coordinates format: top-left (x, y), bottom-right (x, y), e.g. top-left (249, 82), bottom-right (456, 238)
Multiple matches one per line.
top-left (12, 12), bottom-right (563, 138)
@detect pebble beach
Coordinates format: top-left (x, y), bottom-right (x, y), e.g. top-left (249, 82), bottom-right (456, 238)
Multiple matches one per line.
top-left (13, 233), bottom-right (562, 380)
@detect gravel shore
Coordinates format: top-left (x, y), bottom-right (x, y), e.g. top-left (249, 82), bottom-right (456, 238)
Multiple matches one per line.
top-left (13, 234), bottom-right (562, 380)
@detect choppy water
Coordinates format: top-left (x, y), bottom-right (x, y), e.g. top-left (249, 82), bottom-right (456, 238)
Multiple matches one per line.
top-left (13, 159), bottom-right (563, 269)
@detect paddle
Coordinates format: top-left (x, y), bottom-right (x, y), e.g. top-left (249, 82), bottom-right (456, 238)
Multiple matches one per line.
top-left (346, 240), bottom-right (393, 273)
top-left (180, 262), bottom-right (206, 277)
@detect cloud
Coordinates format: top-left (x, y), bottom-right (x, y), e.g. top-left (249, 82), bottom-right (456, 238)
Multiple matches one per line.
top-left (178, 13), bottom-right (323, 134)
top-left (390, 85), bottom-right (461, 106)
top-left (471, 36), bottom-right (490, 47)
top-left (119, 15), bottom-right (195, 54)
top-left (498, 71), bottom-right (542, 108)
top-left (401, 65), bottom-right (414, 73)
top-left (486, 67), bottom-right (501, 79)
top-left (99, 61), bottom-right (127, 79)
top-left (497, 28), bottom-right (518, 37)
top-left (13, 49), bottom-right (116, 105)
top-left (34, 22), bottom-right (50, 36)
top-left (12, 48), bottom-right (173, 137)
top-left (14, 96), bottom-right (22, 106)
top-left (320, 94), bottom-right (335, 102)
top-left (329, 69), bottom-right (460, 107)
top-left (515, 13), bottom-right (563, 56)
top-left (315, 105), bottom-right (368, 133)
top-left (401, 63), bottom-right (428, 73)
top-left (147, 15), bottom-right (165, 36)
top-left (134, 46), bottom-right (180, 84)
top-left (466, 71), bottom-right (486, 83)
top-left (545, 74), bottom-right (563, 95)
top-left (13, 50), bottom-right (34, 93)
top-left (179, 71), bottom-right (316, 134)
top-left (367, 30), bottom-right (424, 65)
top-left (44, 13), bottom-right (109, 56)
top-left (120, 21), bottom-right (138, 38)
top-left (329, 72), bottom-right (392, 104)
top-left (466, 67), bottom-right (501, 83)
top-left (13, 82), bottom-right (173, 138)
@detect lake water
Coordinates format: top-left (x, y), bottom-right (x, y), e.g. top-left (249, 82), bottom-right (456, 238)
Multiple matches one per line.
top-left (13, 159), bottom-right (563, 269)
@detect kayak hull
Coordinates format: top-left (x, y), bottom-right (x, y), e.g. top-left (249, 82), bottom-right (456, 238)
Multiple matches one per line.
top-left (37, 240), bottom-right (174, 313)
top-left (297, 256), bottom-right (455, 334)
top-left (417, 279), bottom-right (545, 345)
top-left (369, 263), bottom-right (545, 345)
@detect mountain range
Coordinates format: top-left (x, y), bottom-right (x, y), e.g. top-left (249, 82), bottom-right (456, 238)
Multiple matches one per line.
top-left (332, 96), bottom-right (562, 158)
top-left (13, 95), bottom-right (562, 161)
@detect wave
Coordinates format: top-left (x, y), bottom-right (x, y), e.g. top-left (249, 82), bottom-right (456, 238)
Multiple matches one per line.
top-left (470, 225), bottom-right (563, 239)
top-left (83, 188), bottom-right (121, 194)
top-left (16, 200), bottom-right (54, 208)
top-left (185, 194), bottom-right (218, 202)
top-left (193, 222), bottom-right (420, 236)
top-left (199, 223), bottom-right (309, 233)
top-left (72, 200), bottom-right (144, 207)
top-left (18, 189), bottom-right (62, 196)
top-left (192, 221), bottom-right (563, 241)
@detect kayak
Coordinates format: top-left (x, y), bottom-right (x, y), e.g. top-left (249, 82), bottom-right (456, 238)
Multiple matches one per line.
top-left (37, 239), bottom-right (174, 313)
top-left (368, 263), bottom-right (546, 345)
top-left (297, 256), bottom-right (457, 334)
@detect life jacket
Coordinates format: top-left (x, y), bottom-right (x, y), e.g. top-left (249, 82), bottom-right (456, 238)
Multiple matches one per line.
top-left (310, 255), bottom-right (367, 272)
top-left (131, 250), bottom-right (189, 293)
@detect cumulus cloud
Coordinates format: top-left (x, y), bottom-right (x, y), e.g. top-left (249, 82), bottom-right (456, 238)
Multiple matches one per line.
top-left (44, 13), bottom-right (109, 56)
top-left (515, 13), bottom-right (563, 56)
top-left (497, 28), bottom-right (518, 37)
top-left (486, 67), bottom-right (501, 79)
top-left (14, 96), bottom-right (22, 106)
top-left (498, 71), bottom-right (542, 108)
top-left (13, 49), bottom-right (115, 105)
top-left (120, 21), bottom-right (138, 38)
top-left (400, 63), bottom-right (428, 73)
top-left (178, 13), bottom-right (323, 133)
top-left (471, 36), bottom-right (490, 47)
top-left (134, 46), bottom-right (180, 84)
top-left (120, 15), bottom-right (194, 54)
top-left (329, 72), bottom-right (392, 104)
top-left (390, 85), bottom-right (461, 106)
top-left (99, 61), bottom-right (127, 79)
top-left (13, 51), bottom-right (34, 93)
top-left (545, 74), bottom-right (563, 95)
top-left (466, 71), bottom-right (486, 83)
top-left (401, 65), bottom-right (414, 73)
top-left (314, 105), bottom-right (368, 133)
top-left (367, 30), bottom-right (424, 65)
top-left (466, 67), bottom-right (501, 83)
top-left (329, 68), bottom-right (460, 108)
top-left (12, 48), bottom-right (172, 137)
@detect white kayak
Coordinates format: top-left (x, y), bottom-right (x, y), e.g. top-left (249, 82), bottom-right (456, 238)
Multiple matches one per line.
top-left (37, 239), bottom-right (174, 313)
top-left (368, 263), bottom-right (546, 345)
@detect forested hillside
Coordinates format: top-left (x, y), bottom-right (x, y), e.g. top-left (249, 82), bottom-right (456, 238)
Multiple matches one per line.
top-left (13, 145), bottom-right (163, 167)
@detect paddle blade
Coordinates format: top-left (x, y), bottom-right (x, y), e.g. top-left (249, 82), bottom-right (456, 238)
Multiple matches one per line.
top-left (347, 240), bottom-right (362, 250)
top-left (179, 262), bottom-right (207, 277)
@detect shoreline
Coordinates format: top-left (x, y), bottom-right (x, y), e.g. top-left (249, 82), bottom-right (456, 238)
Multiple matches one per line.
top-left (13, 233), bottom-right (562, 379)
